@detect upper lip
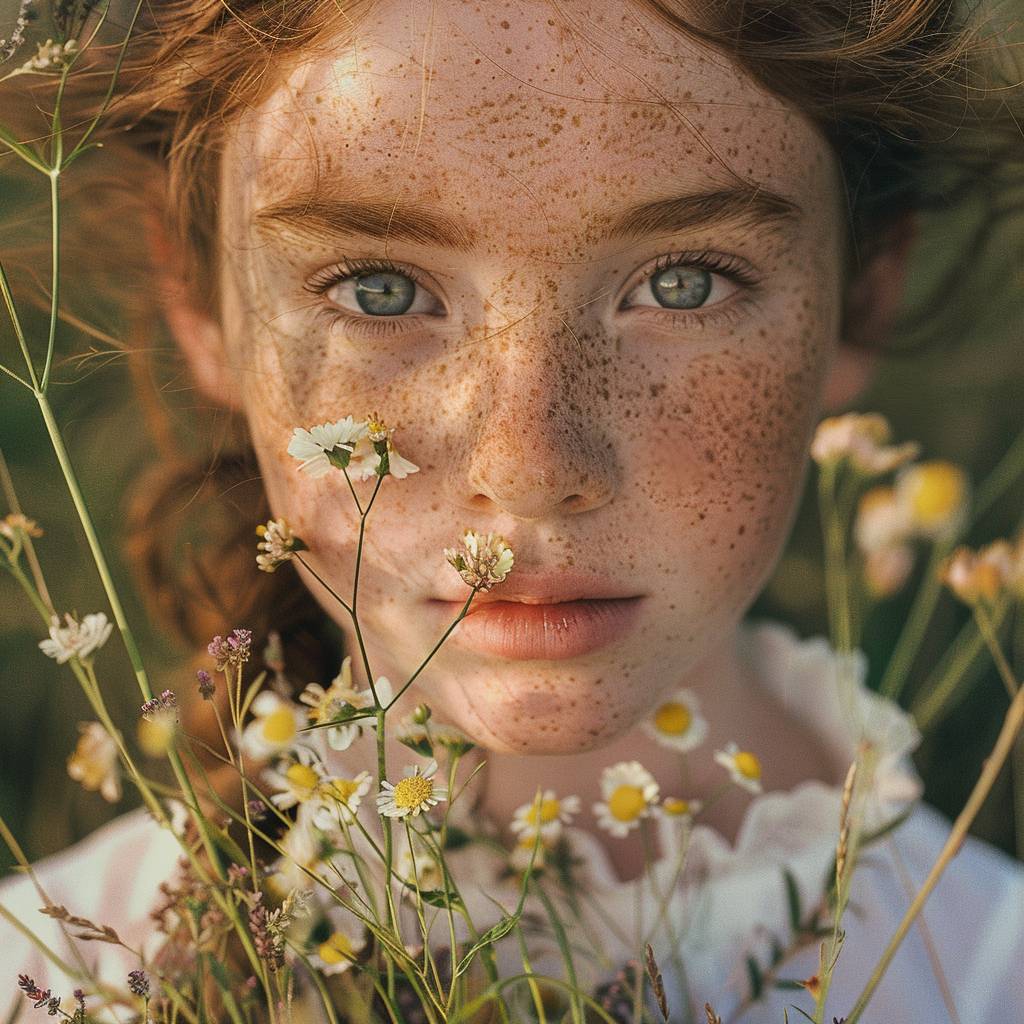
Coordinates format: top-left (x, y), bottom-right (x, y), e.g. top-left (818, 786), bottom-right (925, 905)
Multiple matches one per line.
top-left (431, 570), bottom-right (643, 606)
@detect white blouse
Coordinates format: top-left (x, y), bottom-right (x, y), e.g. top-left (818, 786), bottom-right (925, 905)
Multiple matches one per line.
top-left (3, 620), bottom-right (1023, 1023)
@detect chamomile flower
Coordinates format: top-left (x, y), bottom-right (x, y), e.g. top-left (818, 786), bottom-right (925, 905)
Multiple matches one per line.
top-left (287, 418), bottom-right (368, 478)
top-left (309, 922), bottom-right (366, 976)
top-left (269, 805), bottom-right (327, 895)
top-left (377, 760), bottom-right (447, 819)
top-left (942, 541), bottom-right (1014, 607)
top-left (593, 762), bottom-right (660, 838)
top-left (642, 689), bottom-right (708, 752)
top-left (311, 771), bottom-right (372, 829)
top-left (810, 413), bottom-right (919, 475)
top-left (264, 748), bottom-right (325, 810)
top-left (395, 832), bottom-right (445, 891)
top-left (510, 790), bottom-right (580, 844)
top-left (241, 691), bottom-right (309, 760)
top-left (39, 612), bottom-right (113, 665)
top-left (509, 831), bottom-right (554, 872)
top-left (299, 661), bottom-right (391, 751)
top-left (714, 742), bottom-right (764, 794)
top-left (67, 722), bottom-right (121, 803)
top-left (895, 460), bottom-right (969, 541)
top-left (355, 415), bottom-right (420, 481)
top-left (444, 530), bottom-right (514, 591)
top-left (660, 797), bottom-right (703, 825)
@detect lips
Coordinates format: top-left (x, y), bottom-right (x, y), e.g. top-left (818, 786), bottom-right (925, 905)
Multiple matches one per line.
top-left (429, 571), bottom-right (644, 660)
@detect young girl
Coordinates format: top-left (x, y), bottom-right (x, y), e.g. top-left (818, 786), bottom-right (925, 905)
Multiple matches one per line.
top-left (2, 0), bottom-right (1023, 1020)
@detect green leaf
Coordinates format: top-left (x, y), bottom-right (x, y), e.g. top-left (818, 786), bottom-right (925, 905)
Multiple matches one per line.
top-left (774, 980), bottom-right (807, 991)
top-left (746, 956), bottom-right (764, 1000)
top-left (414, 887), bottom-right (464, 910)
top-left (784, 868), bottom-right (802, 933)
top-left (239, 671), bottom-right (268, 721)
top-left (454, 914), bottom-right (518, 979)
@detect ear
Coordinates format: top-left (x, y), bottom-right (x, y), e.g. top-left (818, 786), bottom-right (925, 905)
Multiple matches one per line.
top-left (145, 209), bottom-right (242, 410)
top-left (822, 211), bottom-right (917, 411)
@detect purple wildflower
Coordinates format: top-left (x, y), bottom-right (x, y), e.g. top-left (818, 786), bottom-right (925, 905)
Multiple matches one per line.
top-left (196, 669), bottom-right (215, 700)
top-left (127, 969), bottom-right (149, 998)
top-left (140, 690), bottom-right (177, 721)
top-left (208, 629), bottom-right (253, 672)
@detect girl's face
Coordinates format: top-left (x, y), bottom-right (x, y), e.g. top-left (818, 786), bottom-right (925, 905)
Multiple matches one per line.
top-left (215, 0), bottom-right (846, 753)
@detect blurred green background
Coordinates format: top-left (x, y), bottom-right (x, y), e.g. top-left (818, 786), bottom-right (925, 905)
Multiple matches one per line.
top-left (1, 2), bottom-right (1023, 872)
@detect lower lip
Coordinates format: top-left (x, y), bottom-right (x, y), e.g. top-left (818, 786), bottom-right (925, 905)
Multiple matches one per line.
top-left (430, 597), bottom-right (644, 660)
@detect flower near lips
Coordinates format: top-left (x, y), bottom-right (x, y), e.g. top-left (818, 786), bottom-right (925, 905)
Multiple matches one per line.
top-left (810, 413), bottom-right (919, 475)
top-left (67, 722), bottom-right (121, 803)
top-left (241, 691), bottom-right (309, 760)
top-left (714, 742), bottom-right (764, 794)
top-left (377, 759), bottom-right (448, 819)
top-left (593, 762), bottom-right (660, 837)
top-left (362, 413), bottom-right (420, 480)
top-left (444, 530), bottom-right (515, 591)
top-left (38, 612), bottom-right (113, 665)
top-left (642, 689), bottom-right (709, 752)
top-left (510, 790), bottom-right (581, 844)
top-left (288, 417), bottom-right (368, 478)
top-left (256, 517), bottom-right (306, 572)
top-left (895, 460), bottom-right (969, 540)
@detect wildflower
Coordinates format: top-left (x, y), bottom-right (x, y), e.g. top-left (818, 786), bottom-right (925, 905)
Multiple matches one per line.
top-left (288, 418), bottom-right (368, 478)
top-left (396, 832), bottom-right (445, 890)
top-left (0, 513), bottom-right (42, 543)
top-left (593, 762), bottom-right (660, 838)
top-left (895, 461), bottom-right (969, 541)
top-left (67, 722), bottom-right (121, 802)
top-left (642, 688), bottom-right (709, 752)
top-left (299, 660), bottom-right (391, 751)
top-left (863, 544), bottom-right (915, 599)
top-left (264, 748), bottom-right (324, 810)
top-left (941, 542), bottom-right (1014, 607)
top-left (241, 691), bottom-right (309, 760)
top-left (0, 0), bottom-right (34, 63)
top-left (444, 530), bottom-right (515, 591)
top-left (269, 805), bottom-right (326, 895)
top-left (127, 969), bottom-right (149, 998)
top-left (138, 691), bottom-right (178, 757)
top-left (311, 771), bottom-right (372, 829)
top-left (510, 790), bottom-right (580, 844)
top-left (248, 891), bottom-right (286, 971)
top-left (256, 517), bottom-right (306, 572)
top-left (14, 37), bottom-right (78, 76)
top-left (310, 923), bottom-right (366, 976)
top-left (854, 486), bottom-right (912, 554)
top-left (509, 832), bottom-right (554, 872)
top-left (38, 612), bottom-right (113, 665)
top-left (358, 414), bottom-right (420, 480)
top-left (660, 797), bottom-right (703, 825)
top-left (208, 628), bottom-right (252, 672)
top-left (377, 759), bottom-right (448, 818)
top-left (810, 413), bottom-right (919, 475)
top-left (714, 742), bottom-right (763, 794)
top-left (197, 669), bottom-right (215, 700)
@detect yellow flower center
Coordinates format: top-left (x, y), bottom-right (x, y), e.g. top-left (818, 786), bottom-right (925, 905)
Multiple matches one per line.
top-left (608, 785), bottom-right (647, 822)
top-left (326, 778), bottom-right (362, 805)
top-left (526, 798), bottom-right (561, 825)
top-left (662, 798), bottom-right (691, 817)
top-left (286, 762), bottom-right (319, 794)
top-left (734, 751), bottom-right (761, 780)
top-left (393, 775), bottom-right (433, 810)
top-left (654, 701), bottom-right (692, 736)
top-left (318, 931), bottom-right (356, 965)
top-left (908, 462), bottom-right (964, 526)
top-left (262, 707), bottom-right (297, 744)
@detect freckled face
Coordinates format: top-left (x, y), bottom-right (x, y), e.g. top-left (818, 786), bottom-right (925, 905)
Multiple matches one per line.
top-left (217, 0), bottom-right (846, 754)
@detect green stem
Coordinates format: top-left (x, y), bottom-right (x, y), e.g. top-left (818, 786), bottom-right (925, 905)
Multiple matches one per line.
top-left (0, 259), bottom-right (40, 389)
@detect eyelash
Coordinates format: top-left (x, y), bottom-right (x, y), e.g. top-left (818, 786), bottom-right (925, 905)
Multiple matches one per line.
top-left (303, 250), bottom-right (762, 338)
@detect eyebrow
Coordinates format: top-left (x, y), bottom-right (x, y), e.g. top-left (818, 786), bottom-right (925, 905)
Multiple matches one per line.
top-left (253, 183), bottom-right (801, 252)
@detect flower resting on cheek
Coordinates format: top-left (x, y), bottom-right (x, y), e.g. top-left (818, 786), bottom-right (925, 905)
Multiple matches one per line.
top-left (67, 722), bottom-right (121, 802)
top-left (714, 742), bottom-right (764, 794)
top-left (445, 530), bottom-right (515, 591)
top-left (287, 418), bottom-right (368, 478)
top-left (593, 762), bottom-right (659, 838)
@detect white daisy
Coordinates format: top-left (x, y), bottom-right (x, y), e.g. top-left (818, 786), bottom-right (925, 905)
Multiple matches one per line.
top-left (311, 771), bottom-right (372, 830)
top-left (642, 689), bottom-right (709, 752)
top-left (287, 418), bottom-right (368, 478)
top-left (309, 920), bottom-right (366, 976)
top-left (659, 796), bottom-right (703, 826)
top-left (39, 612), bottom-right (113, 664)
top-left (67, 722), bottom-right (121, 803)
top-left (264, 747), bottom-right (325, 810)
top-left (593, 762), bottom-right (659, 838)
top-left (377, 760), bottom-right (447, 819)
top-left (510, 790), bottom-right (580, 844)
top-left (240, 691), bottom-right (308, 760)
top-left (714, 742), bottom-right (764, 794)
top-left (300, 663), bottom-right (391, 752)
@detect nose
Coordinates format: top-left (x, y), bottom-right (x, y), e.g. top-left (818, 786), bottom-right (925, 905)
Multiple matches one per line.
top-left (447, 314), bottom-right (620, 520)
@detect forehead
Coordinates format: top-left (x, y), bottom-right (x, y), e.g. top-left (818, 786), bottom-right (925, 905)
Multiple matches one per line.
top-left (227, 0), bottom-right (840, 249)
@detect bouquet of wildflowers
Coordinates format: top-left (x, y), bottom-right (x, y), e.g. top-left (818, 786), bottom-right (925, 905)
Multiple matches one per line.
top-left (3, 5), bottom-right (1024, 1024)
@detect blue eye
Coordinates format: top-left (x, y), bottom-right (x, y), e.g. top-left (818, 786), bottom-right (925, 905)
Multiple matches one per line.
top-left (353, 270), bottom-right (416, 316)
top-left (305, 259), bottom-right (443, 319)
top-left (649, 265), bottom-right (712, 310)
